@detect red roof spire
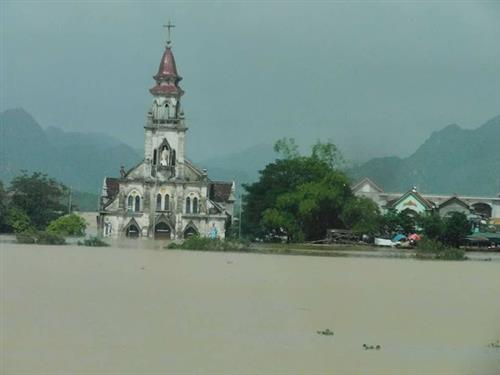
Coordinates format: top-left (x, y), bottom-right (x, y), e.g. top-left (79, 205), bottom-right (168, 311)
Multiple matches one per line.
top-left (150, 21), bottom-right (184, 97)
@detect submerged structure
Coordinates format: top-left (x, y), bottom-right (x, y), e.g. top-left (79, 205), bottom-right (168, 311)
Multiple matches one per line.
top-left (98, 25), bottom-right (235, 239)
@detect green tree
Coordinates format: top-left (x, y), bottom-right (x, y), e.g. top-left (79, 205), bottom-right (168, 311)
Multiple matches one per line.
top-left (397, 210), bottom-right (418, 235)
top-left (273, 137), bottom-right (300, 159)
top-left (311, 140), bottom-right (344, 169)
top-left (261, 208), bottom-right (303, 242)
top-left (0, 181), bottom-right (7, 231)
top-left (379, 209), bottom-right (399, 236)
top-left (243, 156), bottom-right (332, 237)
top-left (262, 170), bottom-right (352, 241)
top-left (442, 212), bottom-right (470, 247)
top-left (47, 213), bottom-right (87, 236)
top-left (5, 207), bottom-right (32, 233)
top-left (418, 213), bottom-right (443, 240)
top-left (9, 172), bottom-right (68, 229)
top-left (341, 197), bottom-right (381, 235)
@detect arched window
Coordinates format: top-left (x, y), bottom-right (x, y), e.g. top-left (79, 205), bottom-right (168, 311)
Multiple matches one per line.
top-left (172, 149), bottom-right (176, 166)
top-left (193, 197), bottom-right (198, 214)
top-left (186, 197), bottom-right (191, 214)
top-left (156, 194), bottom-right (162, 211)
top-left (127, 196), bottom-right (133, 211)
top-left (135, 196), bottom-right (140, 212)
top-left (153, 149), bottom-right (157, 165)
top-left (164, 194), bottom-right (170, 211)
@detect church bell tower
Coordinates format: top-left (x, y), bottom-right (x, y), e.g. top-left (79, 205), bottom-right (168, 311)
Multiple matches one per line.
top-left (144, 21), bottom-right (187, 180)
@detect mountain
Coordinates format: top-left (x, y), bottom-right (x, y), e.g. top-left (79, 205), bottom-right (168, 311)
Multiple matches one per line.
top-left (0, 108), bottom-right (142, 195)
top-left (195, 144), bottom-right (277, 190)
top-left (349, 115), bottom-right (500, 196)
top-left (2, 108), bottom-right (498, 207)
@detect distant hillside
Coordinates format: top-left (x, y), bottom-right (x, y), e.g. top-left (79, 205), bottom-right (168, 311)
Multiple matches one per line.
top-left (196, 144), bottom-right (277, 190)
top-left (349, 115), bottom-right (500, 196)
top-left (0, 108), bottom-right (142, 194)
top-left (3, 108), bottom-right (498, 205)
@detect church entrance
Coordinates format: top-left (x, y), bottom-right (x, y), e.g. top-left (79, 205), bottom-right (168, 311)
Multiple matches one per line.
top-left (183, 225), bottom-right (199, 238)
top-left (126, 224), bottom-right (140, 238)
top-left (155, 222), bottom-right (171, 240)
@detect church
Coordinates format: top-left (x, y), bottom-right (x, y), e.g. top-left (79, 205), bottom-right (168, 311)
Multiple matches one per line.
top-left (98, 26), bottom-right (235, 239)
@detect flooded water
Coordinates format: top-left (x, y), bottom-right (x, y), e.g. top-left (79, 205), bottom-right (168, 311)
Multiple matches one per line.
top-left (1, 243), bottom-right (500, 374)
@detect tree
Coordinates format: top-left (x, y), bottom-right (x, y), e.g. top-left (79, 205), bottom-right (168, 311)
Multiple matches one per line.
top-left (397, 210), bottom-right (417, 235)
top-left (244, 139), bottom-right (353, 242)
top-left (341, 197), bottom-right (381, 235)
top-left (379, 209), bottom-right (399, 236)
top-left (262, 208), bottom-right (303, 242)
top-left (442, 212), bottom-right (470, 247)
top-left (0, 181), bottom-right (7, 231)
top-left (9, 172), bottom-right (68, 229)
top-left (5, 207), bottom-right (32, 233)
top-left (243, 156), bottom-right (333, 238)
top-left (311, 140), bottom-right (344, 169)
top-left (418, 213), bottom-right (443, 240)
top-left (47, 213), bottom-right (87, 236)
top-left (273, 137), bottom-right (300, 159)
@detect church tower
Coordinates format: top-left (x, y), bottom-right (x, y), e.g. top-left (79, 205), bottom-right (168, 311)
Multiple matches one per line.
top-left (144, 22), bottom-right (187, 180)
top-left (99, 23), bottom-right (235, 240)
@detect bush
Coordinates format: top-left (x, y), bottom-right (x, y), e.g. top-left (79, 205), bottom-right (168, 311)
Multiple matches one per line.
top-left (166, 236), bottom-right (250, 252)
top-left (416, 238), bottom-right (466, 260)
top-left (78, 236), bottom-right (109, 247)
top-left (6, 207), bottom-right (32, 233)
top-left (16, 230), bottom-right (37, 244)
top-left (16, 230), bottom-right (66, 245)
top-left (36, 231), bottom-right (66, 245)
top-left (47, 213), bottom-right (87, 236)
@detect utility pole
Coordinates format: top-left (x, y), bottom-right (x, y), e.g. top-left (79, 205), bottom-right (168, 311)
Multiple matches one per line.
top-left (238, 194), bottom-right (242, 240)
top-left (68, 186), bottom-right (72, 214)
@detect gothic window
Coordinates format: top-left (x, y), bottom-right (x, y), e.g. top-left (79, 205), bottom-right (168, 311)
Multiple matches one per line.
top-left (172, 149), bottom-right (176, 166)
top-left (164, 194), bottom-right (170, 211)
top-left (153, 149), bottom-right (157, 165)
top-left (135, 196), bottom-right (140, 212)
top-left (127, 196), bottom-right (133, 211)
top-left (186, 197), bottom-right (191, 214)
top-left (193, 197), bottom-right (199, 214)
top-left (156, 194), bottom-right (162, 211)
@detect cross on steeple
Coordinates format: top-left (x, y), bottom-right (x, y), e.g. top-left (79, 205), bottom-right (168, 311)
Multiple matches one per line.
top-left (163, 20), bottom-right (175, 47)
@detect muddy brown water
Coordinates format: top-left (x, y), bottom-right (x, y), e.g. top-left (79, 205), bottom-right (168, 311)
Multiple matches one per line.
top-left (1, 243), bottom-right (499, 374)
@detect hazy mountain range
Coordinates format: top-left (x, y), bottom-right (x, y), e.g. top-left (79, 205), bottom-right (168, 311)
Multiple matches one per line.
top-left (1, 108), bottom-right (499, 211)
top-left (348, 115), bottom-right (500, 196)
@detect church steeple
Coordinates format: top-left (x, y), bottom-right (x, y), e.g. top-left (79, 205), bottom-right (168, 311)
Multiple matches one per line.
top-left (144, 22), bottom-right (187, 181)
top-left (150, 21), bottom-right (184, 97)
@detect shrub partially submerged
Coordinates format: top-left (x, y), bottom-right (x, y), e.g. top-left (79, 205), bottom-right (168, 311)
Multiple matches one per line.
top-left (167, 236), bottom-right (250, 252)
top-left (78, 236), bottom-right (109, 247)
top-left (416, 238), bottom-right (466, 260)
top-left (47, 213), bottom-right (87, 236)
top-left (16, 230), bottom-right (66, 245)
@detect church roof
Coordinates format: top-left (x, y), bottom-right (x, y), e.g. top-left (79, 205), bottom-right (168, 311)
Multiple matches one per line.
top-left (149, 83), bottom-right (184, 96)
top-left (154, 47), bottom-right (180, 80)
top-left (209, 182), bottom-right (234, 202)
top-left (105, 177), bottom-right (119, 199)
top-left (150, 47), bottom-right (184, 96)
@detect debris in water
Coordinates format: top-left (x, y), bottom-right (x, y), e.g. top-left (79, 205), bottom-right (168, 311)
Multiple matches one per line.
top-left (316, 329), bottom-right (334, 336)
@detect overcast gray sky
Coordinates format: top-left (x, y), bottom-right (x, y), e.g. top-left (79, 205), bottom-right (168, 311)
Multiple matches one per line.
top-left (1, 1), bottom-right (499, 162)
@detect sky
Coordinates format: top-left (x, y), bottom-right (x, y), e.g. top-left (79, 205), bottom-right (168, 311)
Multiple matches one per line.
top-left (1, 1), bottom-right (499, 162)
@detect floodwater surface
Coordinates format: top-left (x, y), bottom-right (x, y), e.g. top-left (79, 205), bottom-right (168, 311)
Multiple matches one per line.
top-left (1, 243), bottom-right (500, 374)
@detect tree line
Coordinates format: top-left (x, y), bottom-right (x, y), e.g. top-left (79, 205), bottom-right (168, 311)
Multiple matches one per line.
top-left (242, 138), bottom-right (471, 247)
top-left (0, 172), bottom-right (86, 237)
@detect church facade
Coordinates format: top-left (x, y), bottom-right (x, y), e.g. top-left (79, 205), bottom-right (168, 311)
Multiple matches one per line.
top-left (98, 34), bottom-right (235, 239)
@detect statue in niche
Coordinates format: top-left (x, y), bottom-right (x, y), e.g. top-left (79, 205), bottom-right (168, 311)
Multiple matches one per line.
top-left (160, 147), bottom-right (169, 166)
